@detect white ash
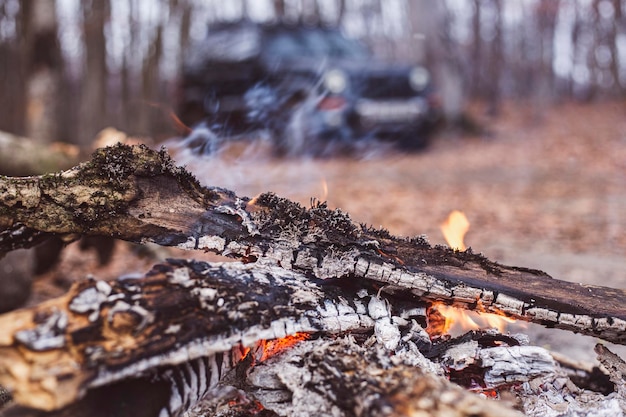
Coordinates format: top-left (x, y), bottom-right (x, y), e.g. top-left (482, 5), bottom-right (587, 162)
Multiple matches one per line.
top-left (14, 309), bottom-right (67, 351)
top-left (480, 346), bottom-right (556, 387)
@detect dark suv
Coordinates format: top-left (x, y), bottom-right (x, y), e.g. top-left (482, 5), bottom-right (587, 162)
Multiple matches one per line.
top-left (179, 21), bottom-right (441, 153)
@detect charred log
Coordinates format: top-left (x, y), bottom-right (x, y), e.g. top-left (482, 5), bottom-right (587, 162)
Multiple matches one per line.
top-left (0, 259), bottom-right (427, 411)
top-left (239, 337), bottom-right (525, 417)
top-left (0, 144), bottom-right (624, 345)
top-left (0, 259), bottom-right (622, 417)
top-left (595, 344), bottom-right (626, 410)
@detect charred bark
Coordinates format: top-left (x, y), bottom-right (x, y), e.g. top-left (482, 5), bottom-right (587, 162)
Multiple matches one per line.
top-left (0, 259), bottom-right (555, 417)
top-left (0, 259), bottom-right (618, 416)
top-left (240, 337), bottom-right (525, 417)
top-left (0, 144), bottom-right (624, 346)
top-left (0, 259), bottom-right (412, 411)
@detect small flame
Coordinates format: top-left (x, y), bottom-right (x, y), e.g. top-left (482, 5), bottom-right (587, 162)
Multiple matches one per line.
top-left (427, 302), bottom-right (516, 338)
top-left (441, 210), bottom-right (470, 251)
top-left (257, 332), bottom-right (309, 362)
top-left (320, 178), bottom-right (329, 201)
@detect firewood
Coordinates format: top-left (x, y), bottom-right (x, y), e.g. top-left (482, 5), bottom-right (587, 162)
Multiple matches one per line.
top-left (0, 257), bottom-right (526, 416)
top-left (595, 344), bottom-right (626, 411)
top-left (239, 337), bottom-right (525, 417)
top-left (0, 144), bottom-right (624, 345)
top-left (0, 259), bottom-right (426, 411)
top-left (0, 259), bottom-right (622, 417)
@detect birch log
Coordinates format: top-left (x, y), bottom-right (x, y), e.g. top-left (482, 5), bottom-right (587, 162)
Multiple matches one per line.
top-left (0, 144), bottom-right (625, 345)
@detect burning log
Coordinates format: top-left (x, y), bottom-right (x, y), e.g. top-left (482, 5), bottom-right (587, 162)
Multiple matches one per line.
top-left (0, 259), bottom-right (427, 412)
top-left (238, 337), bottom-right (525, 417)
top-left (0, 144), bottom-right (624, 346)
top-left (0, 259), bottom-right (622, 417)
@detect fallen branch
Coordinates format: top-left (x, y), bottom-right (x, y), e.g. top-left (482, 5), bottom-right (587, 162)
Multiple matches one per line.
top-left (0, 259), bottom-right (419, 411)
top-left (1, 144), bottom-right (624, 346)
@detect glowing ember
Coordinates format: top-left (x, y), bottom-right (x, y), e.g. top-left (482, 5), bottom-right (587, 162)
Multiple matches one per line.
top-left (256, 332), bottom-right (310, 362)
top-left (427, 302), bottom-right (517, 337)
top-left (169, 111), bottom-right (192, 135)
top-left (440, 210), bottom-right (470, 251)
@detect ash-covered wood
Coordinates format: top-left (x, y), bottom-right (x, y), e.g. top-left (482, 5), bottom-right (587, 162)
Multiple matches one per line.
top-left (1, 144), bottom-right (624, 345)
top-left (595, 344), bottom-right (626, 411)
top-left (238, 337), bottom-right (525, 417)
top-left (0, 259), bottom-right (623, 417)
top-left (0, 259), bottom-right (429, 412)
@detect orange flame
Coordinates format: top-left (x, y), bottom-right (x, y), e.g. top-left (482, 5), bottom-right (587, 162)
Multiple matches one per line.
top-left (320, 178), bottom-right (328, 201)
top-left (441, 210), bottom-right (470, 251)
top-left (257, 332), bottom-right (310, 362)
top-left (427, 302), bottom-right (516, 338)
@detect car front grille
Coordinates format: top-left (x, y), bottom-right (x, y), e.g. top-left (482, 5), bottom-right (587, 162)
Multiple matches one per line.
top-left (357, 75), bottom-right (415, 99)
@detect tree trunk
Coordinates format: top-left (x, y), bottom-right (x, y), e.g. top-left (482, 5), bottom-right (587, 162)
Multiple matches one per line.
top-left (79, 0), bottom-right (109, 146)
top-left (20, 0), bottom-right (62, 144)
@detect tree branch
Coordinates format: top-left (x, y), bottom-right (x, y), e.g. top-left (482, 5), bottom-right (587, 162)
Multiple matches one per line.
top-left (1, 144), bottom-right (624, 346)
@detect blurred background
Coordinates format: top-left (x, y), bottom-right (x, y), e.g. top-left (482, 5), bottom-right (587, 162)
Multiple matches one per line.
top-left (1, 0), bottom-right (625, 144)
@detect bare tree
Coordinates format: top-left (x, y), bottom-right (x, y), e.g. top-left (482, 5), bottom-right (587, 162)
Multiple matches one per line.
top-left (485, 0), bottom-right (503, 116)
top-left (0, 3), bottom-right (26, 135)
top-left (20, 0), bottom-right (63, 143)
top-left (79, 0), bottom-right (109, 145)
top-left (409, 0), bottom-right (465, 122)
top-left (273, 0), bottom-right (286, 21)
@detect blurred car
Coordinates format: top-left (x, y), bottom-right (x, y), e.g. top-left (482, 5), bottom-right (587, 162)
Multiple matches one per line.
top-left (178, 21), bottom-right (441, 153)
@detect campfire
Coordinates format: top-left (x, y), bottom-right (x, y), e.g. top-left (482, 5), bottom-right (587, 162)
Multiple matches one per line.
top-left (0, 144), bottom-right (624, 417)
top-left (429, 211), bottom-right (516, 337)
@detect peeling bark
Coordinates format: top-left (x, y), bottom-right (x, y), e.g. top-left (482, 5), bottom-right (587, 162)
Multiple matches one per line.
top-left (0, 144), bottom-right (625, 346)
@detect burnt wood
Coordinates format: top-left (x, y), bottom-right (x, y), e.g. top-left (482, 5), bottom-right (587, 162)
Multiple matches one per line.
top-left (242, 337), bottom-right (525, 417)
top-left (0, 260), bottom-right (622, 416)
top-left (0, 144), bottom-right (624, 345)
top-left (0, 260), bottom-right (427, 411)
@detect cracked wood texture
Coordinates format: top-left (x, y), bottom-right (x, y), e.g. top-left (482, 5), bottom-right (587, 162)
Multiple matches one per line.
top-left (0, 259), bottom-right (534, 417)
top-left (240, 337), bottom-right (525, 417)
top-left (0, 144), bottom-right (625, 345)
top-left (0, 259), bottom-right (425, 412)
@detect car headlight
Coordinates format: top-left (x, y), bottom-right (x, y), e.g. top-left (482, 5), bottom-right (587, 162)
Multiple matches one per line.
top-left (409, 66), bottom-right (430, 91)
top-left (323, 69), bottom-right (348, 94)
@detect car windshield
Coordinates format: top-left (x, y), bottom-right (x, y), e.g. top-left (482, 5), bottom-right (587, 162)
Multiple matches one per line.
top-left (265, 29), bottom-right (369, 60)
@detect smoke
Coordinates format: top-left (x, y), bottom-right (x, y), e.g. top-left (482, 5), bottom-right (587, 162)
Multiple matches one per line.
top-left (163, 92), bottom-right (393, 201)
